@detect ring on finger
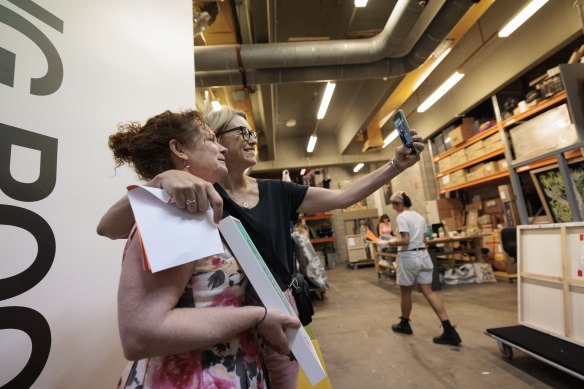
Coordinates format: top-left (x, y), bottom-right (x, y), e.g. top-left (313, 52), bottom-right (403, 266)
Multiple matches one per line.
top-left (186, 199), bottom-right (198, 207)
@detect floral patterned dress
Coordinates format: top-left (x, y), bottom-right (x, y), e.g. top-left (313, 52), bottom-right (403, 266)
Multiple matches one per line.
top-left (117, 242), bottom-right (266, 389)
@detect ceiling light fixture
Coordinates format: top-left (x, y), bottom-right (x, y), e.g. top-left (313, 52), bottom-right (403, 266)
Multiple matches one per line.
top-left (353, 163), bottom-right (364, 173)
top-left (211, 100), bottom-right (221, 111)
top-left (354, 0), bottom-right (368, 7)
top-left (285, 119), bottom-right (297, 127)
top-left (498, 0), bottom-right (549, 38)
top-left (300, 168), bottom-right (306, 176)
top-left (307, 135), bottom-right (318, 153)
top-left (382, 130), bottom-right (400, 148)
top-left (378, 110), bottom-right (396, 128)
top-left (413, 47), bottom-right (453, 91)
top-left (417, 71), bottom-right (465, 113)
top-left (316, 82), bottom-right (336, 120)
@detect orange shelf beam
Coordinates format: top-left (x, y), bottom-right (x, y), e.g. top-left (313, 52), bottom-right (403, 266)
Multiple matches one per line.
top-left (304, 214), bottom-right (333, 221)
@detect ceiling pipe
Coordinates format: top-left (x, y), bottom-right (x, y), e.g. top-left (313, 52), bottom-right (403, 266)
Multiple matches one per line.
top-left (196, 0), bottom-right (475, 87)
top-left (195, 0), bottom-right (432, 71)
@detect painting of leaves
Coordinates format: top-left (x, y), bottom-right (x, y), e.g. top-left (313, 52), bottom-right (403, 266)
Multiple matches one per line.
top-left (530, 158), bottom-right (584, 223)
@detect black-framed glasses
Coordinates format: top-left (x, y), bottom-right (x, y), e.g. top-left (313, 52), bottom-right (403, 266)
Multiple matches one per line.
top-left (216, 126), bottom-right (258, 142)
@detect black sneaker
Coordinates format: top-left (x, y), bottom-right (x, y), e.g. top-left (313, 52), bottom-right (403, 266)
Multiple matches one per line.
top-left (433, 328), bottom-right (461, 346)
top-left (391, 317), bottom-right (413, 335)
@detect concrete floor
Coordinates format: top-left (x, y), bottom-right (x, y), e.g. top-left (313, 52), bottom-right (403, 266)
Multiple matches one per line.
top-left (309, 265), bottom-right (582, 389)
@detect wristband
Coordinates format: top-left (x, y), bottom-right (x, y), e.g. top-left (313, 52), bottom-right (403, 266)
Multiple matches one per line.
top-left (256, 306), bottom-right (268, 327)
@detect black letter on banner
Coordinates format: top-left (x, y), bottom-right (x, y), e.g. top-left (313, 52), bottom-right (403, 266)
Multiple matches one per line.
top-left (0, 123), bottom-right (58, 202)
top-left (0, 3), bottom-right (63, 95)
top-left (0, 306), bottom-right (51, 389)
top-left (0, 205), bottom-right (55, 300)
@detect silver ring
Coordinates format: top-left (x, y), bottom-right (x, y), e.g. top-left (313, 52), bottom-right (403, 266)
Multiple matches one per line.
top-left (186, 199), bottom-right (197, 207)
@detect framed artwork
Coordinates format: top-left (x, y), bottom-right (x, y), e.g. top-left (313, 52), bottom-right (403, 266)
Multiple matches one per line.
top-left (530, 157), bottom-right (584, 223)
top-left (383, 183), bottom-right (393, 205)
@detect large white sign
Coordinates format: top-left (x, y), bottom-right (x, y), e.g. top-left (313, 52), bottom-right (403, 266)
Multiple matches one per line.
top-left (0, 1), bottom-right (194, 387)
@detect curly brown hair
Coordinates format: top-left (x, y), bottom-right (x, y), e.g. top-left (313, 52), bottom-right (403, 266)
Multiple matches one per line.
top-left (108, 109), bottom-right (208, 180)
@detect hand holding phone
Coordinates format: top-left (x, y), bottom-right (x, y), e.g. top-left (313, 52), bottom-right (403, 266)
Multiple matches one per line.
top-left (391, 109), bottom-right (419, 156)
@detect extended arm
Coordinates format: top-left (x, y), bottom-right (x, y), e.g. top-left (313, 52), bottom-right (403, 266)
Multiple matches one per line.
top-left (118, 237), bottom-right (300, 360)
top-left (97, 170), bottom-right (224, 239)
top-left (298, 134), bottom-right (423, 215)
top-left (388, 231), bottom-right (410, 248)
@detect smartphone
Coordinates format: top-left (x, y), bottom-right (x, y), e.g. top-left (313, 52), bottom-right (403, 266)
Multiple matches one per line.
top-left (391, 109), bottom-right (418, 156)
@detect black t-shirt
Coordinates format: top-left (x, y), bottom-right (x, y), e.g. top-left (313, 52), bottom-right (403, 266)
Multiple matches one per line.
top-left (215, 179), bottom-right (308, 290)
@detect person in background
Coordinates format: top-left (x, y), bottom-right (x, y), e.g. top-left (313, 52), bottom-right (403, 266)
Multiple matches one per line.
top-left (377, 213), bottom-right (394, 240)
top-left (386, 191), bottom-right (462, 346)
top-left (108, 109), bottom-right (299, 388)
top-left (291, 216), bottom-right (329, 290)
top-left (98, 106), bottom-right (425, 388)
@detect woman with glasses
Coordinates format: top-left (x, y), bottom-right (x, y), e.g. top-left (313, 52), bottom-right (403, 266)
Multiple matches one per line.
top-left (98, 106), bottom-right (424, 388)
top-left (387, 191), bottom-right (461, 346)
top-left (107, 109), bottom-right (300, 389)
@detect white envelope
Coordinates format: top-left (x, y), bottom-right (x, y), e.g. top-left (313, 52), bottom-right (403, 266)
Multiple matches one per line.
top-left (127, 185), bottom-right (223, 272)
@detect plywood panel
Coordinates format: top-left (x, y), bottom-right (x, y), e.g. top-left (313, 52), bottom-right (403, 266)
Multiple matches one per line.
top-left (521, 280), bottom-right (564, 335)
top-left (570, 286), bottom-right (584, 344)
top-left (566, 228), bottom-right (584, 277)
top-left (520, 229), bottom-right (563, 277)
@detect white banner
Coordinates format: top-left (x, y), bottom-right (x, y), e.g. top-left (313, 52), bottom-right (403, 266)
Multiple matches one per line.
top-left (0, 1), bottom-right (194, 387)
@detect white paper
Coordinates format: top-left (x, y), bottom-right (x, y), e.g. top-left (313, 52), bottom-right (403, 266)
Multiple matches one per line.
top-left (127, 185), bottom-right (223, 272)
top-left (218, 216), bottom-right (327, 386)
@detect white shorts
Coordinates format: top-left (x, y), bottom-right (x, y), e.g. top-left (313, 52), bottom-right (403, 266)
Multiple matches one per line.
top-left (396, 250), bottom-right (434, 286)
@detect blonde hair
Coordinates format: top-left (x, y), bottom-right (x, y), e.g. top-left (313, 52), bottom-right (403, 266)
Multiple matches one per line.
top-left (206, 106), bottom-right (247, 134)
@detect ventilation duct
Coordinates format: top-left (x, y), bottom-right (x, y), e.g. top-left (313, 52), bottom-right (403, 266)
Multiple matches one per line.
top-left (196, 0), bottom-right (475, 87)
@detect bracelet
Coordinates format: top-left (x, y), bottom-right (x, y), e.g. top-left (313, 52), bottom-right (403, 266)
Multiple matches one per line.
top-left (388, 159), bottom-right (403, 174)
top-left (256, 306), bottom-right (268, 327)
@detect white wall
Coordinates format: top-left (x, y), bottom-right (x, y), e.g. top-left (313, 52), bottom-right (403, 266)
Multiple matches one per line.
top-left (0, 1), bottom-right (194, 387)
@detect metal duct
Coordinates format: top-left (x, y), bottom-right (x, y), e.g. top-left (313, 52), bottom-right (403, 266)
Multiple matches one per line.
top-left (196, 0), bottom-right (475, 87)
top-left (195, 0), bottom-right (429, 71)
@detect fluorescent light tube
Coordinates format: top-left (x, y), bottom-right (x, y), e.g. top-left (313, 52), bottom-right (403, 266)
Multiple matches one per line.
top-left (417, 71), bottom-right (464, 113)
top-left (307, 135), bottom-right (318, 153)
top-left (378, 110), bottom-right (395, 128)
top-left (211, 100), bottom-right (221, 111)
top-left (498, 0), bottom-right (548, 38)
top-left (316, 82), bottom-right (336, 119)
top-left (354, 0), bottom-right (368, 7)
top-left (353, 163), bottom-right (364, 173)
top-left (300, 168), bottom-right (306, 176)
top-left (413, 47), bottom-right (452, 90)
top-left (383, 130), bottom-right (400, 148)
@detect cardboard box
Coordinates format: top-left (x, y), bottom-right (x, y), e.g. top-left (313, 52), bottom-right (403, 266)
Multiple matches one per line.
top-left (465, 146), bottom-right (485, 162)
top-left (498, 184), bottom-right (513, 201)
top-left (425, 199), bottom-right (463, 224)
top-left (497, 159), bottom-right (508, 172)
top-left (483, 198), bottom-right (503, 214)
top-left (510, 104), bottom-right (577, 162)
top-left (484, 142), bottom-right (503, 154)
top-left (466, 140), bottom-right (484, 154)
top-left (466, 163), bottom-right (485, 181)
top-left (345, 234), bottom-right (365, 249)
top-left (483, 161), bottom-right (499, 176)
top-left (348, 247), bottom-right (367, 262)
top-left (437, 155), bottom-right (453, 172)
top-left (450, 149), bottom-right (467, 166)
top-left (483, 133), bottom-right (503, 147)
top-left (450, 124), bottom-right (474, 147)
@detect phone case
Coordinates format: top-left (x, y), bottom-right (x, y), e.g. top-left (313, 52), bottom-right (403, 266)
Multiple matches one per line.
top-left (391, 110), bottom-right (418, 156)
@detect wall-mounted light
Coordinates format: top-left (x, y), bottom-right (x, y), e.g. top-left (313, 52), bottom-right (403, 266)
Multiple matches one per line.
top-left (498, 0), bottom-right (548, 38)
top-left (382, 130), bottom-right (400, 148)
top-left (417, 71), bottom-right (465, 113)
top-left (211, 100), bottom-right (221, 111)
top-left (354, 0), bottom-right (368, 7)
top-left (307, 135), bottom-right (318, 153)
top-left (300, 168), bottom-right (306, 176)
top-left (353, 163), bottom-right (364, 173)
top-left (317, 82), bottom-right (336, 119)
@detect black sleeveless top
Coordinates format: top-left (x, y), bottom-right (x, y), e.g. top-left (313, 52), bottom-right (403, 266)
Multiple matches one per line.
top-left (215, 179), bottom-right (308, 289)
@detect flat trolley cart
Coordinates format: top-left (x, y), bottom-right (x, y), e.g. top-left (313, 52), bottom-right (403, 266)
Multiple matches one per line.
top-left (485, 325), bottom-right (584, 381)
top-left (485, 223), bottom-right (584, 381)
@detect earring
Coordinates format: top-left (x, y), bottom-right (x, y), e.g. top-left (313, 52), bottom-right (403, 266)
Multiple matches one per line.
top-left (183, 159), bottom-right (190, 169)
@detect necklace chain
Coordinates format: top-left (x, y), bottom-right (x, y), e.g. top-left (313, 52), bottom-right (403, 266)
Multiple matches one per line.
top-left (225, 189), bottom-right (250, 208)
